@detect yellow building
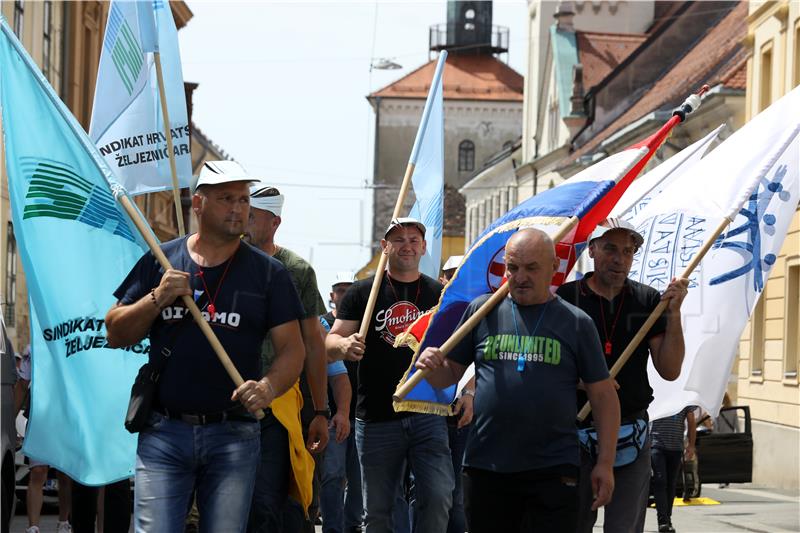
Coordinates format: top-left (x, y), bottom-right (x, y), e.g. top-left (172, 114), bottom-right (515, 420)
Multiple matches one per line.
top-left (737, 0), bottom-right (800, 491)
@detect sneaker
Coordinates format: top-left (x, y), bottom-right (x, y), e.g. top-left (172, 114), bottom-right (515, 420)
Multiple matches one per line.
top-left (56, 522), bottom-right (72, 533)
top-left (25, 527), bottom-right (40, 533)
top-left (658, 524), bottom-right (676, 533)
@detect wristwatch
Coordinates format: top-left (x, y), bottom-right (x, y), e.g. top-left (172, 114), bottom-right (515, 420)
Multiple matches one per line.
top-left (461, 388), bottom-right (475, 398)
top-left (314, 408), bottom-right (331, 419)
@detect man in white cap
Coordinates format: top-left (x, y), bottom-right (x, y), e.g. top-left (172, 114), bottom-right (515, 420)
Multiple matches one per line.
top-left (325, 218), bottom-right (454, 533)
top-left (245, 183), bottom-right (329, 532)
top-left (106, 161), bottom-right (306, 531)
top-left (556, 217), bottom-right (689, 533)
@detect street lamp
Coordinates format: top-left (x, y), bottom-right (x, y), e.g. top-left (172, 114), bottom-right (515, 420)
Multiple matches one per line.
top-left (370, 57), bottom-right (402, 71)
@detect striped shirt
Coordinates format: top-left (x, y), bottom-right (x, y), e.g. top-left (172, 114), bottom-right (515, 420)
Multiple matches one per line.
top-left (651, 406), bottom-right (695, 451)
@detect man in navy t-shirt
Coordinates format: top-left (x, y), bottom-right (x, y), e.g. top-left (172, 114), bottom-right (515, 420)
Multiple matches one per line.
top-left (416, 228), bottom-right (621, 533)
top-left (105, 161), bottom-right (305, 532)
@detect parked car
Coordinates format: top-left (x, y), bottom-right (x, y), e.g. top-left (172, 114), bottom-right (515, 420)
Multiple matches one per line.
top-left (1, 313), bottom-right (17, 531)
top-left (676, 405), bottom-right (753, 497)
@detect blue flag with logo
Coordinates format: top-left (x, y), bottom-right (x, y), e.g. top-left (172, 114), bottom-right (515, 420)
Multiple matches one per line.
top-left (89, 0), bottom-right (191, 195)
top-left (408, 52), bottom-right (446, 279)
top-left (1, 19), bottom-right (148, 485)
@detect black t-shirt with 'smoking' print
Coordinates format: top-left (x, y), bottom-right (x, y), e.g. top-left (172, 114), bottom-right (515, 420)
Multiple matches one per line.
top-left (336, 274), bottom-right (443, 422)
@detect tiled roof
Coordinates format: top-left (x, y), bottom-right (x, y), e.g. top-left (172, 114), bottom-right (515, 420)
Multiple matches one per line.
top-left (577, 31), bottom-right (647, 90)
top-left (564, 1), bottom-right (747, 164)
top-left (369, 54), bottom-right (523, 102)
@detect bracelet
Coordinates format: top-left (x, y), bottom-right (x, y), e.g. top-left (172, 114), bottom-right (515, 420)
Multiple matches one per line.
top-left (150, 288), bottom-right (161, 309)
top-left (260, 376), bottom-right (276, 398)
top-left (461, 388), bottom-right (475, 398)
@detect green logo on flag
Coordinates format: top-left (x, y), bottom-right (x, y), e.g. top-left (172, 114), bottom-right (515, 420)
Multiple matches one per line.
top-left (21, 158), bottom-right (137, 243)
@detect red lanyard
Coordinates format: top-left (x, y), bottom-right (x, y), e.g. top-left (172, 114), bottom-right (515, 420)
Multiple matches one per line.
top-left (385, 274), bottom-right (421, 306)
top-left (597, 290), bottom-right (625, 356)
top-left (195, 251), bottom-right (236, 321)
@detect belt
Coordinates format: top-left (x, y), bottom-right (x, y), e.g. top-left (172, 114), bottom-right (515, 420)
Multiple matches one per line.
top-left (156, 405), bottom-right (258, 425)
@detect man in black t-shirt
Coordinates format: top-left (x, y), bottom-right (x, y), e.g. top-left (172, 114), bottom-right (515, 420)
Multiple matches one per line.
top-left (417, 228), bottom-right (620, 533)
top-left (325, 218), bottom-right (454, 533)
top-left (556, 218), bottom-right (688, 533)
top-left (106, 161), bottom-right (305, 531)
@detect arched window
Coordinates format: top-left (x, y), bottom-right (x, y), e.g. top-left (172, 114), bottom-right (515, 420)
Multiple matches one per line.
top-left (458, 140), bottom-right (475, 172)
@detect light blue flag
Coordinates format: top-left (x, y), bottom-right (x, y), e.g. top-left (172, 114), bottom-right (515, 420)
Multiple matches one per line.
top-left (408, 52), bottom-right (446, 279)
top-left (1, 19), bottom-right (149, 485)
top-left (89, 0), bottom-right (191, 195)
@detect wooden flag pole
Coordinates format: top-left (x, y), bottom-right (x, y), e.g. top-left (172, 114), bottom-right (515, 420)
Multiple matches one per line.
top-left (116, 193), bottom-right (265, 420)
top-left (153, 51), bottom-right (186, 236)
top-left (359, 161), bottom-right (416, 339)
top-left (576, 216), bottom-right (732, 422)
top-left (393, 216), bottom-right (580, 401)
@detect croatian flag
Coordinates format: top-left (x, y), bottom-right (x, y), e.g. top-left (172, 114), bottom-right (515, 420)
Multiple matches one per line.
top-left (392, 102), bottom-right (700, 414)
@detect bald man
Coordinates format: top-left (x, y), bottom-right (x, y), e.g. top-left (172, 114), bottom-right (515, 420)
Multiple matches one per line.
top-left (416, 228), bottom-right (620, 533)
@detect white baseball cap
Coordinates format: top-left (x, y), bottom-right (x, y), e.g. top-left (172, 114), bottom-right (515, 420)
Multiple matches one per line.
top-left (384, 217), bottom-right (426, 239)
top-left (442, 255), bottom-right (463, 272)
top-left (589, 217), bottom-right (644, 248)
top-left (332, 271), bottom-right (357, 287)
top-left (193, 161), bottom-right (255, 192)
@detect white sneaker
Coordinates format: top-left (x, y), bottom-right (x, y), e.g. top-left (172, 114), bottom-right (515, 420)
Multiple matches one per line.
top-left (56, 522), bottom-right (72, 533)
top-left (25, 527), bottom-right (40, 533)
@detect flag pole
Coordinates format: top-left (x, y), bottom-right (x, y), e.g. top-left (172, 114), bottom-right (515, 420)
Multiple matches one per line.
top-left (576, 123), bottom-right (800, 422)
top-left (114, 188), bottom-right (264, 420)
top-left (153, 51), bottom-right (186, 236)
top-left (393, 216), bottom-right (579, 401)
top-left (359, 51), bottom-right (447, 340)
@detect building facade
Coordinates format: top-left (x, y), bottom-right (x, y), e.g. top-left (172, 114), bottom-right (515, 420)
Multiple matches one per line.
top-left (736, 0), bottom-right (800, 492)
top-left (364, 1), bottom-right (524, 274)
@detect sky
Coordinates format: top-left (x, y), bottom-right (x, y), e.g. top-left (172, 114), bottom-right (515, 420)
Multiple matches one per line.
top-left (178, 1), bottom-right (528, 298)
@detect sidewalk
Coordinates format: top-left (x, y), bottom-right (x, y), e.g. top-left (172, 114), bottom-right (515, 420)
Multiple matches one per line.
top-left (11, 484), bottom-right (799, 532)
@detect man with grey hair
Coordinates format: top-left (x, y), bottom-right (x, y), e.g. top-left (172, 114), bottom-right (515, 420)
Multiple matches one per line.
top-left (417, 228), bottom-right (620, 533)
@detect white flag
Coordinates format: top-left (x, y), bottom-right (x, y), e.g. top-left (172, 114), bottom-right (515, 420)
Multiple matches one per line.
top-left (89, 0), bottom-right (191, 195)
top-left (629, 86), bottom-right (800, 419)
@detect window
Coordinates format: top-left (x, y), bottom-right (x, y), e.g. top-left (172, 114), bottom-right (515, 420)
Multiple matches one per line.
top-left (784, 260), bottom-right (799, 380)
top-left (759, 42), bottom-right (773, 112)
top-left (458, 140), bottom-right (475, 172)
top-left (43, 0), bottom-right (52, 78)
top-left (13, 0), bottom-right (24, 40)
top-left (5, 223), bottom-right (17, 328)
top-left (750, 297), bottom-right (765, 377)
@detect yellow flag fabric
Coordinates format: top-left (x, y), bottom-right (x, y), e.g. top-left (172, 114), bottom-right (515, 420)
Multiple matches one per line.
top-left (270, 381), bottom-right (314, 515)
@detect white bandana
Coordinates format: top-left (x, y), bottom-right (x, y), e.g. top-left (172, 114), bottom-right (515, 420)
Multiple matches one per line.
top-left (250, 194), bottom-right (284, 216)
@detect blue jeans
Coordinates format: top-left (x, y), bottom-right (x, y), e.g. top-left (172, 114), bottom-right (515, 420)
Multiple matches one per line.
top-left (247, 412), bottom-right (290, 533)
top-left (320, 425), bottom-right (364, 533)
top-left (355, 415), bottom-right (454, 533)
top-left (134, 411), bottom-right (260, 533)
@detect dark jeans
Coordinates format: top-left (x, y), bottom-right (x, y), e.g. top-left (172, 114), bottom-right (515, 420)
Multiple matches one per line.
top-left (248, 412), bottom-right (290, 533)
top-left (463, 466), bottom-right (578, 533)
top-left (71, 479), bottom-right (131, 533)
top-left (446, 419), bottom-right (468, 533)
top-left (651, 448), bottom-right (683, 525)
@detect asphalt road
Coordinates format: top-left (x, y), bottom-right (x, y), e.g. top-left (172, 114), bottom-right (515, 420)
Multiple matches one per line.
top-left (11, 484), bottom-right (799, 533)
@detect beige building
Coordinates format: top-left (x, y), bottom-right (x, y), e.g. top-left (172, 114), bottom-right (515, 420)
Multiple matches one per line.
top-left (736, 0), bottom-right (800, 492)
top-left (0, 1), bottom-right (227, 350)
